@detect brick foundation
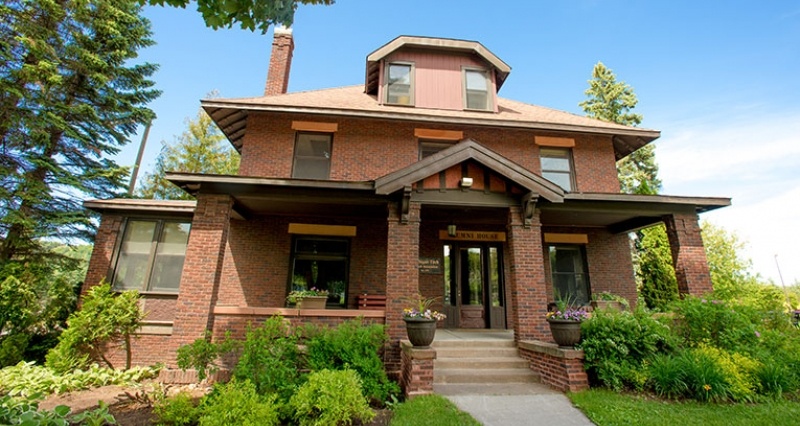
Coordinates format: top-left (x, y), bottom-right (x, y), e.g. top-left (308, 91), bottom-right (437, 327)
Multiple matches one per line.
top-left (399, 341), bottom-right (436, 398)
top-left (518, 340), bottom-right (588, 392)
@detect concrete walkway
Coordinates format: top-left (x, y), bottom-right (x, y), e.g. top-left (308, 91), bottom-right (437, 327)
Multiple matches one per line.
top-left (436, 383), bottom-right (594, 426)
top-left (433, 330), bottom-right (594, 426)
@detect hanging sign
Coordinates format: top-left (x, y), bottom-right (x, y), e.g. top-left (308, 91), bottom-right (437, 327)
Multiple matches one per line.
top-left (438, 230), bottom-right (507, 242)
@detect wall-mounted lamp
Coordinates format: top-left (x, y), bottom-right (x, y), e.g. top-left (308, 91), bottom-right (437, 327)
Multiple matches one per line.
top-left (447, 224), bottom-right (457, 237)
top-left (460, 177), bottom-right (473, 188)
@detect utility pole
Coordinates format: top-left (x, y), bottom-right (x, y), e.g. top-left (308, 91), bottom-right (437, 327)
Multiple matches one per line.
top-left (128, 121), bottom-right (152, 196)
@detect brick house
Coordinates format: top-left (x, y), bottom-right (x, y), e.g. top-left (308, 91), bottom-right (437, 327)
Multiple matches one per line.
top-left (82, 30), bottom-right (729, 376)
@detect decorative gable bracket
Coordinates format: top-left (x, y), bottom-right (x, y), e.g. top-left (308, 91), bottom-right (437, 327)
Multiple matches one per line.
top-left (522, 192), bottom-right (539, 228)
top-left (400, 185), bottom-right (412, 223)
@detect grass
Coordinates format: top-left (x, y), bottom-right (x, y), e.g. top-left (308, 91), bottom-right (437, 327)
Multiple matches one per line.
top-left (390, 394), bottom-right (480, 426)
top-left (569, 389), bottom-right (800, 426)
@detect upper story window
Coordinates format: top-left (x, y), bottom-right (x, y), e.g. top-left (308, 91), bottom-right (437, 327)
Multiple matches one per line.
top-left (549, 245), bottom-right (590, 305)
top-left (293, 132), bottom-right (332, 179)
top-left (540, 147), bottom-right (574, 191)
top-left (386, 63), bottom-right (414, 106)
top-left (464, 68), bottom-right (492, 110)
top-left (112, 219), bottom-right (191, 293)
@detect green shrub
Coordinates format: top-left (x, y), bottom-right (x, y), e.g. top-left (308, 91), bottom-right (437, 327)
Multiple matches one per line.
top-left (289, 369), bottom-right (375, 426)
top-left (0, 394), bottom-right (71, 425)
top-left (647, 353), bottom-right (687, 399)
top-left (46, 283), bottom-right (144, 373)
top-left (676, 348), bottom-right (730, 402)
top-left (0, 361), bottom-right (158, 398)
top-left (153, 391), bottom-right (199, 426)
top-left (695, 346), bottom-right (759, 402)
top-left (176, 331), bottom-right (240, 381)
top-left (305, 319), bottom-right (399, 404)
top-left (198, 379), bottom-right (280, 426)
top-left (233, 316), bottom-right (302, 401)
top-left (672, 296), bottom-right (761, 352)
top-left (579, 307), bottom-right (676, 390)
top-left (0, 333), bottom-right (30, 368)
top-left (69, 401), bottom-right (116, 426)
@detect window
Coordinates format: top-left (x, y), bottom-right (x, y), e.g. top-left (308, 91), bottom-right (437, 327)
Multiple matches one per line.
top-left (290, 237), bottom-right (349, 308)
top-left (549, 245), bottom-right (590, 305)
top-left (386, 63), bottom-right (414, 106)
top-left (540, 148), bottom-right (574, 191)
top-left (112, 219), bottom-right (191, 292)
top-left (292, 132), bottom-right (332, 179)
top-left (464, 69), bottom-right (492, 110)
top-left (419, 140), bottom-right (455, 160)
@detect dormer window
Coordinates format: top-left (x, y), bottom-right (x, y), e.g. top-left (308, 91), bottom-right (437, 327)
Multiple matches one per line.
top-left (464, 68), bottom-right (492, 111)
top-left (386, 62), bottom-right (414, 106)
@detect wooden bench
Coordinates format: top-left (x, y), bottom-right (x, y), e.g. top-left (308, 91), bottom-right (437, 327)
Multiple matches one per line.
top-left (357, 294), bottom-right (386, 310)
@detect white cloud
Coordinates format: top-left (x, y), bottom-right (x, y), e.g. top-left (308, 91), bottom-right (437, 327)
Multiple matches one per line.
top-left (656, 109), bottom-right (800, 285)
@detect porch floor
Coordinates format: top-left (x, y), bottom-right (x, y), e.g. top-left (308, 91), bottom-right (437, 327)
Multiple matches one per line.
top-left (434, 329), bottom-right (514, 342)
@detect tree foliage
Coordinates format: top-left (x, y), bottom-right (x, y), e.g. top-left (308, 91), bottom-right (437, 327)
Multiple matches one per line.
top-left (0, 0), bottom-right (159, 262)
top-left (147, 0), bottom-right (335, 33)
top-left (637, 225), bottom-right (679, 310)
top-left (136, 103), bottom-right (240, 200)
top-left (580, 62), bottom-right (643, 127)
top-left (46, 282), bottom-right (144, 372)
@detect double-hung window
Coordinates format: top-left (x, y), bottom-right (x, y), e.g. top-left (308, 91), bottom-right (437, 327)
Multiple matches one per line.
top-left (548, 245), bottom-right (590, 305)
top-left (463, 68), bottom-right (492, 110)
top-left (385, 63), bottom-right (414, 106)
top-left (293, 132), bottom-right (332, 179)
top-left (290, 237), bottom-right (349, 308)
top-left (540, 148), bottom-right (574, 191)
top-left (112, 219), bottom-right (191, 292)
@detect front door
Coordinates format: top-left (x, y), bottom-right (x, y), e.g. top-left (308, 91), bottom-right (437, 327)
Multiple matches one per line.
top-left (442, 243), bottom-right (506, 329)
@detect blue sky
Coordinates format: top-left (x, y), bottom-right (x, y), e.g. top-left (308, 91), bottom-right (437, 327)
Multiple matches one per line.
top-left (120, 1), bottom-right (800, 284)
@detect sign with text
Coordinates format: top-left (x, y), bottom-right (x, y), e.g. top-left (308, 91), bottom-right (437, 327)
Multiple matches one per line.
top-left (438, 230), bottom-right (507, 242)
top-left (418, 257), bottom-right (443, 274)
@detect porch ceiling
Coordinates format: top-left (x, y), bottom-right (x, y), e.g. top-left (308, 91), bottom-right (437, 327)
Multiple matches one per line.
top-left (540, 193), bottom-right (731, 233)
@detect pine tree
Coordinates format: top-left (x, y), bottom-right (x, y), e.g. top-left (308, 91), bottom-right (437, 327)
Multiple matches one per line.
top-left (0, 0), bottom-right (159, 262)
top-left (580, 62), bottom-right (675, 307)
top-left (136, 104), bottom-right (240, 200)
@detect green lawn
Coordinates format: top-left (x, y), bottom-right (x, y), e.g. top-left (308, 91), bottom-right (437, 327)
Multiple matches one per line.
top-left (569, 389), bottom-right (800, 426)
top-left (390, 394), bottom-right (481, 426)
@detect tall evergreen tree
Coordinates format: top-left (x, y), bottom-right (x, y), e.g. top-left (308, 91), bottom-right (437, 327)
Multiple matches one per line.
top-left (581, 62), bottom-right (675, 308)
top-left (0, 0), bottom-right (159, 262)
top-left (136, 104), bottom-right (240, 200)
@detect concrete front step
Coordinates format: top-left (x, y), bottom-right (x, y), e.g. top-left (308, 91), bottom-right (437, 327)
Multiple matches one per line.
top-left (434, 368), bottom-right (540, 384)
top-left (435, 357), bottom-right (530, 370)
top-left (432, 339), bottom-right (517, 348)
top-left (434, 346), bottom-right (520, 358)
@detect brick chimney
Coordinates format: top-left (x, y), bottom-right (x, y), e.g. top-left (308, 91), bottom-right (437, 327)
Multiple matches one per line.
top-left (264, 26), bottom-right (294, 96)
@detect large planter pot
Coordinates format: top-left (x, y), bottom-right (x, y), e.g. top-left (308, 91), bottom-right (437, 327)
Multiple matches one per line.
top-left (547, 319), bottom-right (582, 347)
top-left (404, 318), bottom-right (437, 348)
top-left (297, 296), bottom-right (327, 309)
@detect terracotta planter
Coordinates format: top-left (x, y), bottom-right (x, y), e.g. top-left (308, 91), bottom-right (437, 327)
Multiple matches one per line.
top-left (590, 300), bottom-right (624, 311)
top-left (404, 318), bottom-right (437, 348)
top-left (547, 318), bottom-right (582, 347)
top-left (297, 296), bottom-right (327, 309)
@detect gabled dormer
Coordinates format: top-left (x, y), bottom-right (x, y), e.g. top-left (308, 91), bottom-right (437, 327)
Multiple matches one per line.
top-left (365, 36), bottom-right (511, 113)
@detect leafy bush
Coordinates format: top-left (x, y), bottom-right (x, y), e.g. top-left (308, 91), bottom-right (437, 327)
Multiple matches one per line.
top-left (305, 319), bottom-right (399, 404)
top-left (176, 331), bottom-right (240, 381)
top-left (233, 316), bottom-right (302, 401)
top-left (672, 296), bottom-right (762, 352)
top-left (70, 401), bottom-right (117, 426)
top-left (695, 346), bottom-right (759, 402)
top-left (676, 349), bottom-right (730, 402)
top-left (153, 391), bottom-right (199, 426)
top-left (289, 369), bottom-right (375, 426)
top-left (198, 379), bottom-right (280, 426)
top-left (0, 361), bottom-right (158, 398)
top-left (46, 283), bottom-right (144, 372)
top-left (647, 353), bottom-right (687, 399)
top-left (0, 394), bottom-right (71, 425)
top-left (579, 307), bottom-right (676, 390)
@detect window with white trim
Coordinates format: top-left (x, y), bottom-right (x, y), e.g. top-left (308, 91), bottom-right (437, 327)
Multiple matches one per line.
top-left (540, 147), bottom-right (574, 191)
top-left (112, 219), bottom-right (191, 292)
top-left (386, 63), bottom-right (414, 106)
top-left (464, 69), bottom-right (492, 110)
top-left (292, 132), bottom-right (332, 179)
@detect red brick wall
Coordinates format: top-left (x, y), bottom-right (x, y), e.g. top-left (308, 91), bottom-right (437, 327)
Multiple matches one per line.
top-left (264, 30), bottom-right (293, 96)
top-left (141, 295), bottom-right (178, 322)
top-left (83, 214), bottom-right (123, 292)
top-left (238, 114), bottom-right (620, 193)
top-left (506, 207), bottom-right (549, 341)
top-left (104, 334), bottom-right (177, 369)
top-left (664, 213), bottom-right (713, 296)
top-left (518, 343), bottom-right (589, 392)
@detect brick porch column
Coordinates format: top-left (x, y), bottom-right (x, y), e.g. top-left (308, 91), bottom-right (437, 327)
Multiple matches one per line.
top-left (506, 206), bottom-right (549, 342)
top-left (384, 201), bottom-right (421, 373)
top-left (663, 212), bottom-right (713, 296)
top-left (171, 194), bottom-right (233, 353)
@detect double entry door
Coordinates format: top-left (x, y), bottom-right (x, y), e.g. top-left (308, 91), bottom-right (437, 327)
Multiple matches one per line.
top-left (441, 243), bottom-right (506, 329)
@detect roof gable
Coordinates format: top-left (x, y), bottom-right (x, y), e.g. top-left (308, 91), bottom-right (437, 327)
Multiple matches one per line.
top-left (374, 138), bottom-right (564, 202)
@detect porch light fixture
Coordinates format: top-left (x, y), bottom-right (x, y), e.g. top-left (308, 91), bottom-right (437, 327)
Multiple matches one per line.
top-left (447, 224), bottom-right (457, 237)
top-left (460, 177), bottom-right (474, 188)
